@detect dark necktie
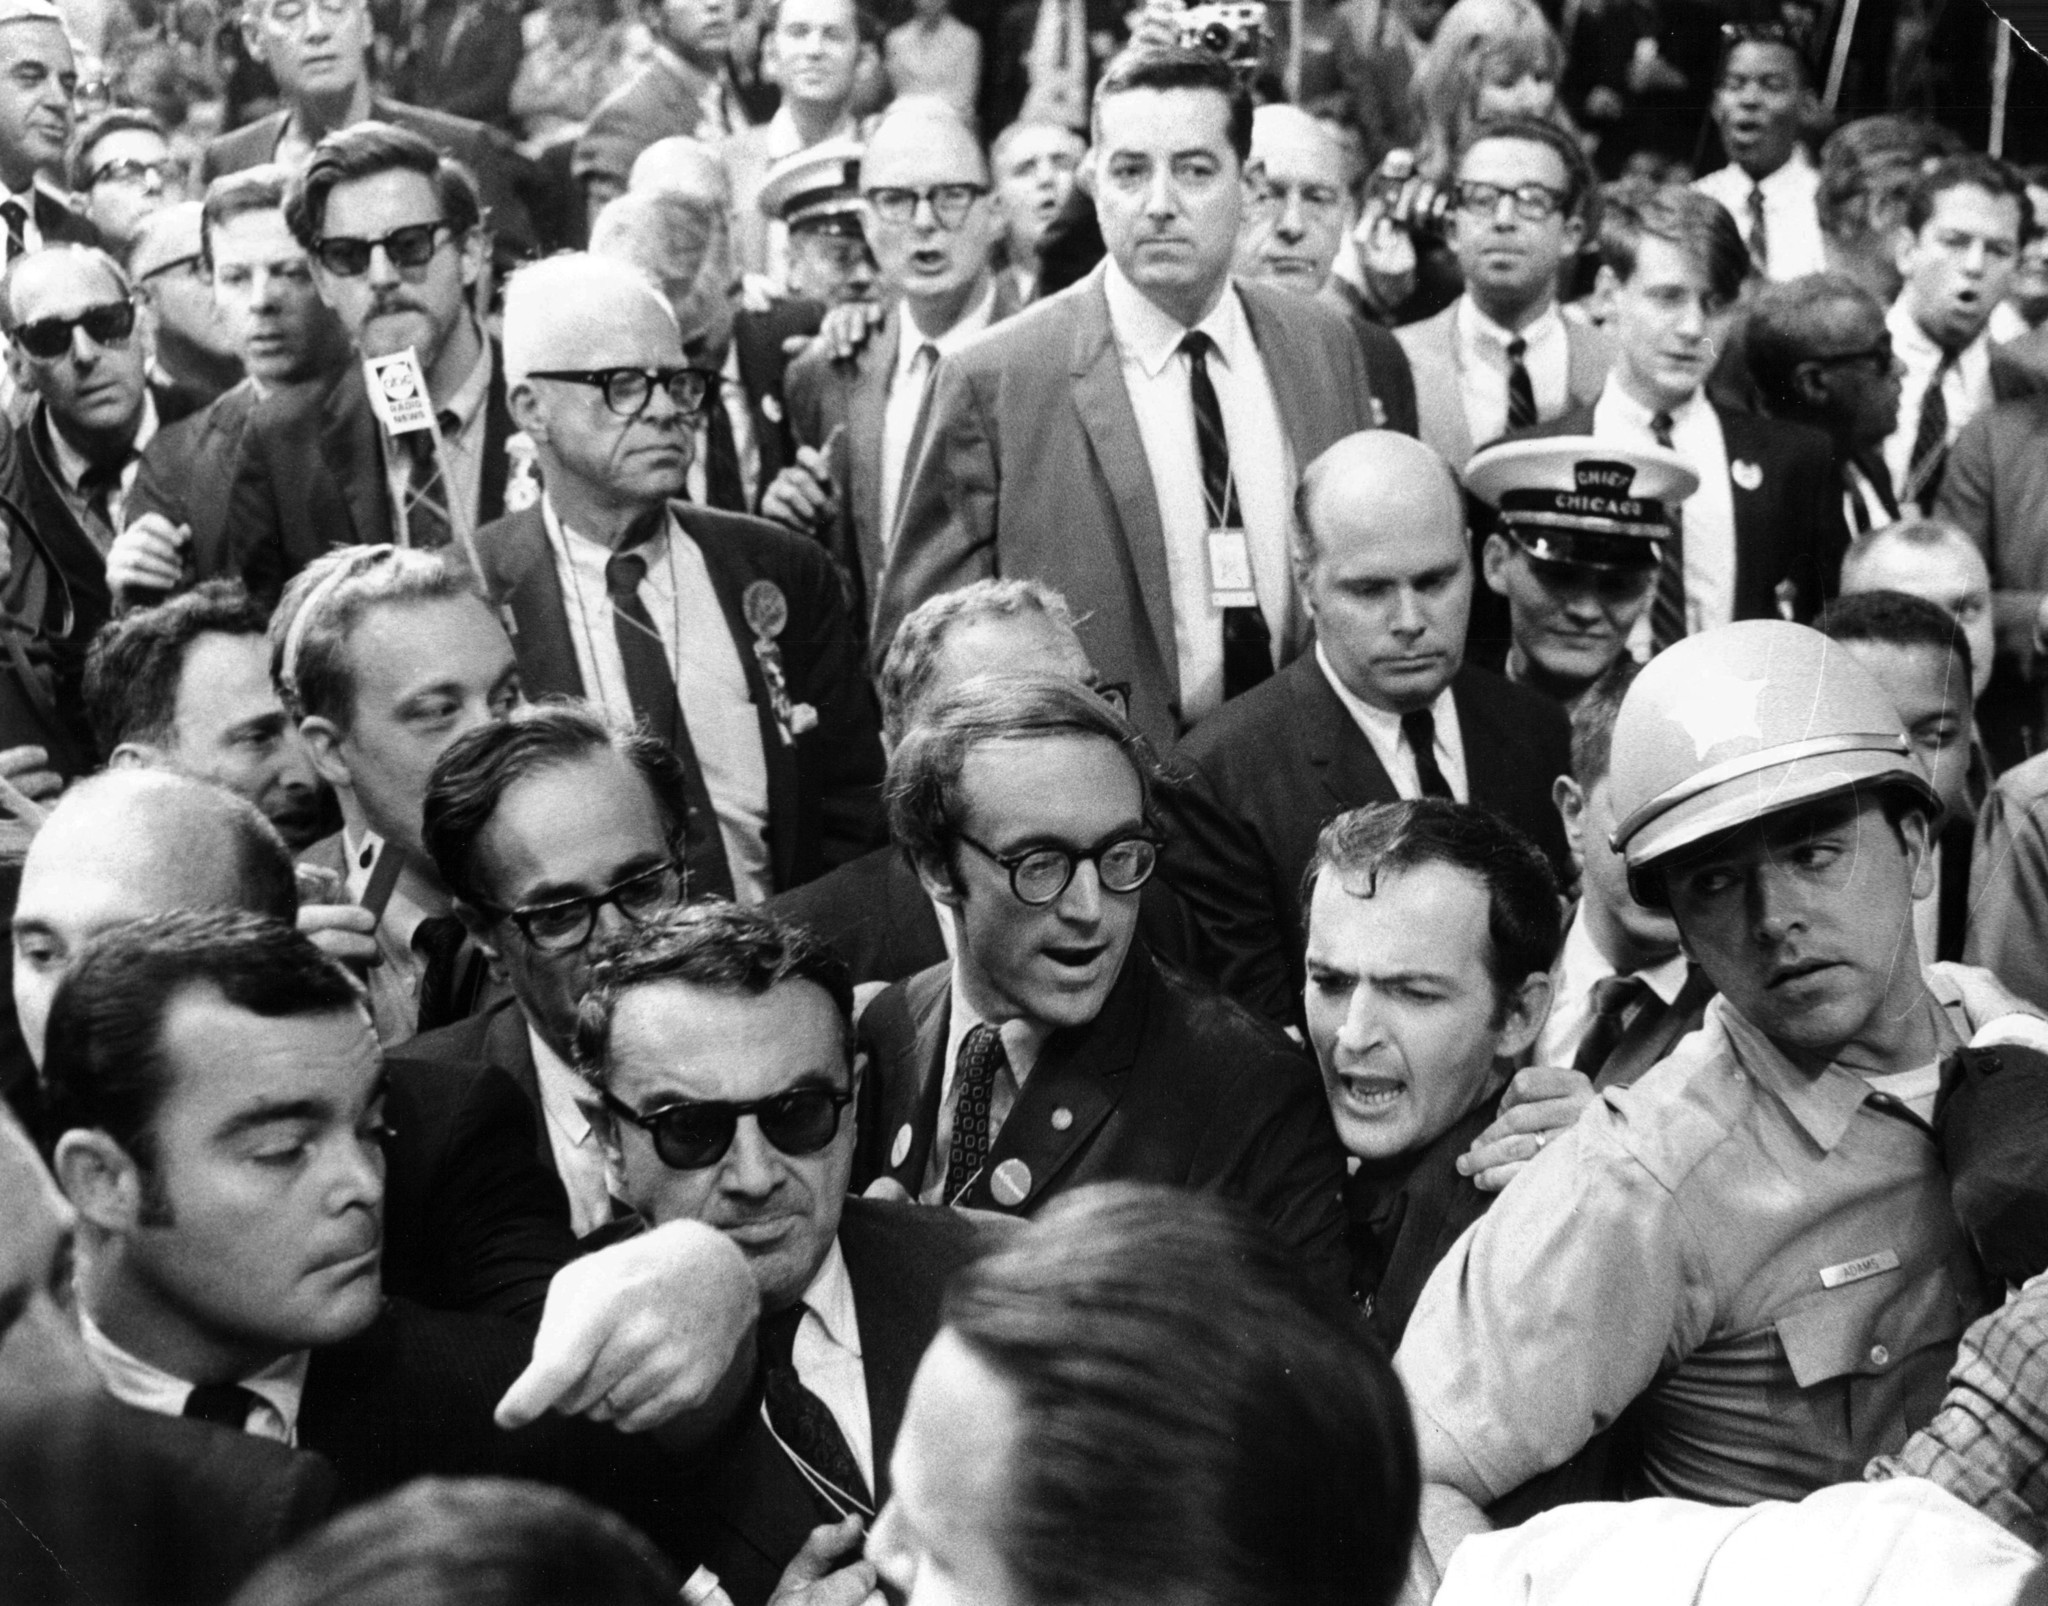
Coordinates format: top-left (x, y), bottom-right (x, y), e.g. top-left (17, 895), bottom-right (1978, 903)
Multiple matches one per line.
top-left (1181, 330), bottom-right (1272, 702)
top-left (414, 911), bottom-right (480, 1033)
top-left (400, 410), bottom-right (460, 549)
top-left (1746, 183), bottom-right (1769, 278)
top-left (1, 199), bottom-right (25, 262)
top-left (1505, 335), bottom-right (1537, 432)
top-left (602, 544), bottom-right (737, 903)
top-left (944, 1023), bottom-right (1006, 1204)
top-left (700, 379), bottom-right (747, 512)
top-left (77, 454), bottom-right (132, 553)
top-left (1906, 352), bottom-right (1954, 507)
top-left (1572, 974), bottom-right (1650, 1078)
top-left (1401, 708), bottom-right (1453, 800)
top-left (183, 1381), bottom-right (262, 1432)
top-left (1648, 411), bottom-right (1688, 651)
top-left (758, 1303), bottom-right (874, 1515)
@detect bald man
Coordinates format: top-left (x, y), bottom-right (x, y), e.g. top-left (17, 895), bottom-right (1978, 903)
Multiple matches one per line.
top-left (1234, 104), bottom-right (1417, 438)
top-left (1158, 431), bottom-right (1572, 1026)
top-left (480, 251), bottom-right (883, 904)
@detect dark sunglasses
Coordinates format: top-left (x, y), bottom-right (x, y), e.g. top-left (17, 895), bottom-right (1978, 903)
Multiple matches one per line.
top-left (13, 299), bottom-right (137, 360)
top-left (311, 221), bottom-right (451, 278)
top-left (599, 1085), bottom-right (853, 1170)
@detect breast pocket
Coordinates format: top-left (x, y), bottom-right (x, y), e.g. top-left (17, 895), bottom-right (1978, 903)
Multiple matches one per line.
top-left (1775, 1257), bottom-right (1967, 1389)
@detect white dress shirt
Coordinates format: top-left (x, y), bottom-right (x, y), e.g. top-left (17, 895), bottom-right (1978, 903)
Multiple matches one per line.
top-left (1594, 377), bottom-right (1737, 648)
top-left (1316, 643), bottom-right (1469, 801)
top-left (1454, 296), bottom-right (1570, 446)
top-left (342, 825), bottom-right (438, 1047)
top-left (880, 283), bottom-right (997, 549)
top-left (783, 1238), bottom-right (874, 1493)
top-left (916, 974), bottom-right (1049, 1204)
top-left (1103, 260), bottom-right (1299, 723)
top-left (380, 327), bottom-right (493, 546)
top-left (542, 498), bottom-right (774, 902)
top-left (1692, 148), bottom-right (1826, 281)
top-left (1535, 902), bottom-right (1692, 1068)
top-left (1884, 298), bottom-right (1994, 512)
top-left (81, 1310), bottom-right (308, 1446)
top-left (688, 344), bottom-right (760, 511)
top-left (44, 391), bottom-right (159, 544)
top-left (529, 1024), bottom-right (616, 1237)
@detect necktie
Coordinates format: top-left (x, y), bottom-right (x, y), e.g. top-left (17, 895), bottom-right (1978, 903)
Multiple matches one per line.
top-left (1401, 708), bottom-right (1453, 800)
top-left (944, 1023), bottom-right (1006, 1204)
top-left (1181, 330), bottom-right (1272, 701)
top-left (414, 911), bottom-right (480, 1033)
top-left (183, 1381), bottom-right (262, 1432)
top-left (1648, 411), bottom-right (1688, 651)
top-left (1572, 974), bottom-right (1650, 1078)
top-left (400, 410), bottom-right (459, 549)
top-left (602, 544), bottom-right (737, 903)
top-left (1906, 352), bottom-right (1954, 507)
top-left (758, 1303), bottom-right (873, 1515)
top-left (699, 379), bottom-right (747, 512)
top-left (1505, 335), bottom-right (1537, 432)
top-left (77, 453), bottom-right (132, 553)
top-left (0, 199), bottom-right (25, 262)
top-left (1746, 183), bottom-right (1769, 278)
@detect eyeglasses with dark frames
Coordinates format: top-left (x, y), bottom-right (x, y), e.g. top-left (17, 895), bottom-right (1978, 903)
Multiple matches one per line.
top-left (470, 860), bottom-right (684, 953)
top-left (524, 366), bottom-right (721, 418)
top-left (89, 157), bottom-right (181, 192)
top-left (954, 829), bottom-right (1160, 906)
top-left (598, 1085), bottom-right (854, 1170)
top-left (312, 221), bottom-right (452, 278)
top-left (13, 299), bottom-right (137, 360)
top-left (863, 183), bottom-right (989, 230)
top-left (1452, 180), bottom-right (1569, 222)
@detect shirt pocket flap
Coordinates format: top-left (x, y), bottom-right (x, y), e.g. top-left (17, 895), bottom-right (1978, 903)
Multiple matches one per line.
top-left (1775, 1260), bottom-right (1964, 1389)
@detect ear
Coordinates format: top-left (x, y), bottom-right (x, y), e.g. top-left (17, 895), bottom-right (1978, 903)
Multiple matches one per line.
top-left (239, 6), bottom-right (268, 62)
top-left (1791, 360), bottom-right (1830, 410)
top-left (1891, 225), bottom-right (1918, 280)
top-left (456, 226), bottom-right (487, 291)
top-left (1559, 208), bottom-right (1585, 260)
top-left (1554, 773), bottom-right (1587, 872)
top-left (1590, 262), bottom-right (1619, 323)
top-left (453, 899), bottom-right (506, 972)
top-left (1900, 805), bottom-right (1937, 901)
top-left (911, 845), bottom-right (963, 910)
top-left (298, 715), bottom-right (354, 792)
top-left (52, 1129), bottom-right (144, 1233)
top-left (107, 741), bottom-right (166, 771)
top-left (1074, 150), bottom-right (1096, 199)
top-left (1480, 531), bottom-right (1513, 596)
top-left (4, 338), bottom-right (29, 395)
top-left (507, 380), bottom-right (548, 443)
top-left (1493, 969), bottom-right (1554, 1062)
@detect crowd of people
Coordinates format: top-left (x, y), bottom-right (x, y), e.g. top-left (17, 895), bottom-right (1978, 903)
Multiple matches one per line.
top-left (2, 0), bottom-right (2048, 1597)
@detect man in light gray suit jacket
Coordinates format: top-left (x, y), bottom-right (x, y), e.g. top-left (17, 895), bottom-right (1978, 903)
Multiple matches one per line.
top-left (1396, 115), bottom-right (1613, 472)
top-left (877, 48), bottom-right (1383, 744)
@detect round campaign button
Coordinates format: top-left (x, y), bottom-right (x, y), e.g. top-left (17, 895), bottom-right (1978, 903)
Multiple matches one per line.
top-left (889, 1123), bottom-right (912, 1168)
top-left (1050, 1107), bottom-right (1074, 1132)
top-left (743, 579), bottom-right (789, 639)
top-left (991, 1158), bottom-right (1033, 1207)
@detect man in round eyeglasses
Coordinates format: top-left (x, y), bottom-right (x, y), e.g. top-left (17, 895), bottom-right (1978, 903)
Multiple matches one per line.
top-left (855, 672), bottom-right (1349, 1296)
top-left (577, 899), bottom-right (1012, 1606)
top-left (70, 106), bottom-right (182, 259)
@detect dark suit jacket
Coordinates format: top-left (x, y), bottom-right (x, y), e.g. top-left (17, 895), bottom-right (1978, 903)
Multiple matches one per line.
top-left (571, 53), bottom-right (711, 205)
top-left (401, 996), bottom-right (551, 1167)
top-left (224, 344), bottom-right (515, 602)
top-left (473, 500), bottom-right (886, 891)
top-left (782, 283), bottom-right (1025, 636)
top-left (1509, 400), bottom-right (1849, 628)
top-left (855, 943), bottom-right (1351, 1299)
top-left (0, 1391), bottom-right (333, 1605)
top-left (1353, 311), bottom-right (1420, 438)
top-left (1158, 656), bottom-right (1573, 1026)
top-left (201, 99), bottom-right (540, 264)
top-left (877, 265), bottom-right (1386, 744)
top-left (733, 298), bottom-right (825, 503)
top-left (20, 181), bottom-right (99, 250)
top-left (668, 1199), bottom-right (1011, 1606)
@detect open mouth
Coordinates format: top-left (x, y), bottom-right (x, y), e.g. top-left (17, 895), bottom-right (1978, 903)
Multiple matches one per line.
top-left (1335, 1072), bottom-right (1404, 1112)
top-left (1042, 941), bottom-right (1108, 971)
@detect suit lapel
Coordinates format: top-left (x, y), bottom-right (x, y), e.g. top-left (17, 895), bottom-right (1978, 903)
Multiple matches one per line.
top-left (1564, 321), bottom-right (1614, 410)
top-left (879, 968), bottom-right (949, 1196)
top-left (1069, 272), bottom-right (1179, 692)
top-left (1451, 670), bottom-right (1511, 810)
top-left (323, 368), bottom-right (392, 548)
top-left (1596, 965), bottom-right (1714, 1091)
top-left (482, 1001), bottom-right (548, 1165)
top-left (479, 343), bottom-right (512, 524)
top-left (1294, 654), bottom-right (1396, 815)
top-left (1716, 407), bottom-right (1784, 619)
top-left (483, 507), bottom-right (587, 698)
top-left (1427, 310), bottom-right (1476, 465)
top-left (847, 310), bottom-right (897, 596)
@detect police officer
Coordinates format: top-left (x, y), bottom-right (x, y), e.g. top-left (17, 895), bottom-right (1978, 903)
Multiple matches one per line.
top-left (757, 137), bottom-right (878, 310)
top-left (1466, 436), bottom-right (1696, 712)
top-left (1395, 620), bottom-right (2028, 1571)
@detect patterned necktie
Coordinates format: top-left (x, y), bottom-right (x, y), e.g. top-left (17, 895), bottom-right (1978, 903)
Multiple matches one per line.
top-left (1181, 330), bottom-right (1272, 702)
top-left (1572, 974), bottom-right (1651, 1078)
top-left (1505, 335), bottom-right (1537, 432)
top-left (183, 1382), bottom-right (262, 1432)
top-left (1648, 411), bottom-right (1689, 651)
top-left (603, 543), bottom-right (737, 902)
top-left (1746, 182), bottom-right (1769, 278)
top-left (400, 411), bottom-right (459, 548)
top-left (699, 377), bottom-right (747, 512)
top-left (1906, 352), bottom-right (1954, 507)
top-left (1, 199), bottom-right (25, 262)
top-left (1401, 708), bottom-right (1453, 800)
top-left (944, 1023), bottom-right (1006, 1204)
top-left (757, 1303), bottom-right (873, 1515)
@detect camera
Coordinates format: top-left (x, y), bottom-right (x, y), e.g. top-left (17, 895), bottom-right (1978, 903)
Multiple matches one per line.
top-left (1176, 1), bottom-right (1270, 71)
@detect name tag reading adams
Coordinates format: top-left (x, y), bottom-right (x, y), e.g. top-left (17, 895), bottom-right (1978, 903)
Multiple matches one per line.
top-left (1206, 527), bottom-right (1258, 610)
top-left (1819, 1249), bottom-right (1900, 1289)
top-left (365, 348), bottom-right (434, 435)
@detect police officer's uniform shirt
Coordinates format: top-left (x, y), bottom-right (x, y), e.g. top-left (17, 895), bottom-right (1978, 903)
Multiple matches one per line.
top-left (81, 1310), bottom-right (307, 1445)
top-left (1535, 901), bottom-right (1690, 1068)
top-left (1103, 259), bottom-right (1298, 723)
top-left (787, 1239), bottom-right (874, 1492)
top-left (380, 328), bottom-right (492, 544)
top-left (541, 496), bottom-right (773, 903)
top-left (689, 345), bottom-right (760, 512)
top-left (1883, 300), bottom-right (1993, 512)
top-left (1595, 378), bottom-right (1737, 644)
top-left (1455, 296), bottom-right (1569, 446)
top-left (917, 976), bottom-right (1049, 1204)
top-left (1692, 148), bottom-right (1826, 281)
top-left (528, 1024), bottom-right (616, 1237)
top-left (1316, 643), bottom-right (1470, 801)
top-left (879, 283), bottom-right (997, 549)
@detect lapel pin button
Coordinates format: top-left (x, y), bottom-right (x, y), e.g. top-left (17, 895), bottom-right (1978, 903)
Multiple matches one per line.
top-left (889, 1124), bottom-right (911, 1168)
top-left (1051, 1107), bottom-right (1074, 1131)
top-left (991, 1158), bottom-right (1032, 1207)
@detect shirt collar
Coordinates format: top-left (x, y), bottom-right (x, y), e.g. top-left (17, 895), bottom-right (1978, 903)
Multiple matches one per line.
top-left (898, 280), bottom-right (999, 378)
top-left (1459, 295), bottom-right (1562, 356)
top-left (528, 1023), bottom-right (600, 1147)
top-left (765, 107), bottom-right (855, 161)
top-left (1751, 144), bottom-right (1815, 199)
top-left (945, 965), bottom-right (1050, 1085)
top-left (440, 328), bottom-right (493, 437)
top-left (1599, 371), bottom-right (1706, 431)
top-left (1556, 902), bottom-right (1689, 1007)
top-left (79, 1308), bottom-right (310, 1437)
top-left (797, 1236), bottom-right (861, 1357)
top-left (1888, 292), bottom-right (1991, 371)
top-left (1102, 256), bottom-right (1241, 379)
top-left (43, 390), bottom-right (158, 497)
top-left (1314, 639), bottom-right (1455, 736)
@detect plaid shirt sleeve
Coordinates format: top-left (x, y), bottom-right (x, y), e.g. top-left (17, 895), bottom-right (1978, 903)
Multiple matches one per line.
top-left (1867, 1276), bottom-right (2048, 1550)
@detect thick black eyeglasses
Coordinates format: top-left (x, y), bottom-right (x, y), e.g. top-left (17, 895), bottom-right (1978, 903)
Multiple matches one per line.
top-left (1453, 180), bottom-right (1569, 222)
top-left (312, 221), bottom-right (451, 278)
top-left (471, 860), bottom-right (683, 954)
top-left (599, 1085), bottom-right (854, 1170)
top-left (955, 829), bottom-right (1159, 906)
top-left (864, 183), bottom-right (988, 229)
top-left (13, 300), bottom-right (137, 360)
top-left (525, 366), bottom-right (720, 418)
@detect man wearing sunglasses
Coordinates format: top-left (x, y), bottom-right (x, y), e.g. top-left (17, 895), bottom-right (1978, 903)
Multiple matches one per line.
top-left (70, 106), bottom-right (181, 259)
top-left (855, 674), bottom-right (1350, 1297)
top-left (482, 251), bottom-right (883, 906)
top-left (578, 899), bottom-right (1013, 1606)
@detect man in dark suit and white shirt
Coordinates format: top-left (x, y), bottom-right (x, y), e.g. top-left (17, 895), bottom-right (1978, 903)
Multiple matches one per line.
top-left (877, 46), bottom-right (1384, 745)
top-left (486, 251), bottom-right (884, 904)
top-left (0, 0), bottom-right (100, 262)
top-left (1158, 430), bottom-right (1572, 1028)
